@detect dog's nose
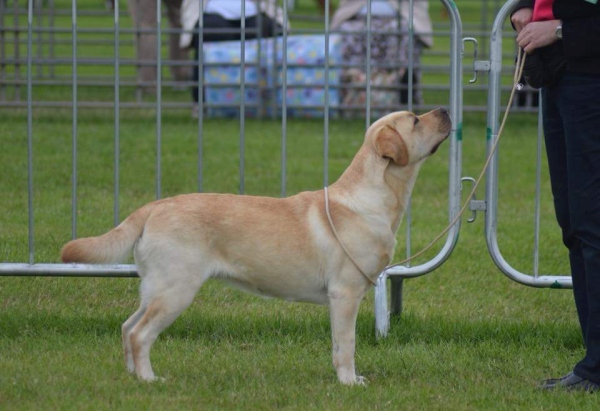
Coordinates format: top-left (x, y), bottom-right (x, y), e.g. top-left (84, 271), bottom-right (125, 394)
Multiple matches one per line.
top-left (436, 107), bottom-right (452, 124)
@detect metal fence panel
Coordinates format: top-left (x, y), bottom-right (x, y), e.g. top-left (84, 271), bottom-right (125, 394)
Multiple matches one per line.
top-left (1, 0), bottom-right (464, 279)
top-left (374, 0), bottom-right (464, 337)
top-left (482, 0), bottom-right (571, 289)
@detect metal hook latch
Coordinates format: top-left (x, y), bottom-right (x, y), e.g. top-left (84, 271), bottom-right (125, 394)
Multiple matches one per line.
top-left (461, 176), bottom-right (486, 223)
top-left (462, 37), bottom-right (491, 84)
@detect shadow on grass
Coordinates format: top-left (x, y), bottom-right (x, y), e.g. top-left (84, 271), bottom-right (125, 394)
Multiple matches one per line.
top-left (375, 311), bottom-right (581, 350)
top-left (0, 308), bottom-right (581, 351)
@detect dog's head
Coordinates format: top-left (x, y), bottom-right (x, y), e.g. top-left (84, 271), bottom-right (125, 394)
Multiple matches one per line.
top-left (368, 108), bottom-right (452, 167)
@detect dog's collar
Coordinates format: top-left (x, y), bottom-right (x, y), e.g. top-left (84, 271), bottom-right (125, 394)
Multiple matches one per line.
top-left (324, 187), bottom-right (378, 286)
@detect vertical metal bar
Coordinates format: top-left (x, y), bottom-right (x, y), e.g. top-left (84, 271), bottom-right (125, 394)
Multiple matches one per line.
top-left (481, 0), bottom-right (489, 59)
top-left (197, 0), bottom-right (204, 193)
top-left (323, 0), bottom-right (330, 188)
top-left (484, 1), bottom-right (505, 253)
top-left (49, 0), bottom-right (55, 78)
top-left (0, 0), bottom-right (5, 101)
top-left (239, 0), bottom-right (246, 194)
top-left (407, 0), bottom-right (414, 110)
top-left (364, 0), bottom-right (372, 127)
top-left (71, 0), bottom-right (78, 239)
top-left (405, 202), bottom-right (412, 263)
top-left (14, 0), bottom-right (21, 102)
top-left (281, 0), bottom-right (288, 197)
top-left (135, 0), bottom-right (142, 103)
top-left (155, 0), bottom-right (162, 200)
top-left (255, 11), bottom-right (263, 118)
top-left (533, 91), bottom-right (543, 277)
top-left (404, 0), bottom-right (415, 264)
top-left (270, 14), bottom-right (278, 120)
top-left (35, 0), bottom-right (43, 78)
top-left (114, 0), bottom-right (121, 226)
top-left (449, 0), bottom-right (464, 271)
top-left (27, 0), bottom-right (34, 264)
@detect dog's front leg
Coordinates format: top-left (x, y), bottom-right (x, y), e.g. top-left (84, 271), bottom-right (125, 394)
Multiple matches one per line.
top-left (329, 291), bottom-right (364, 385)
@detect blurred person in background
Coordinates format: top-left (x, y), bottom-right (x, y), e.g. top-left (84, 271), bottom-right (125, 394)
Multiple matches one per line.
top-left (179, 0), bottom-right (286, 117)
top-left (331, 0), bottom-right (432, 115)
top-left (128, 0), bottom-right (191, 92)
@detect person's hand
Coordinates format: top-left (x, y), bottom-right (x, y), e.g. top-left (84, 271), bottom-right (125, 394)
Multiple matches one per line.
top-left (516, 19), bottom-right (561, 53)
top-left (511, 8), bottom-right (533, 33)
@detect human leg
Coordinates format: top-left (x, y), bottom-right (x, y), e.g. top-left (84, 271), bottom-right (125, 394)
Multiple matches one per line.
top-left (248, 13), bottom-right (282, 39)
top-left (164, 0), bottom-right (190, 83)
top-left (539, 72), bottom-right (600, 391)
top-left (557, 72), bottom-right (600, 384)
top-left (127, 0), bottom-right (158, 91)
top-left (541, 82), bottom-right (589, 339)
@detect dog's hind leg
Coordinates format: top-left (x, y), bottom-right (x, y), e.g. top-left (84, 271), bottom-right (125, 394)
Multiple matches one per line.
top-left (122, 275), bottom-right (156, 374)
top-left (129, 274), bottom-right (205, 381)
top-left (122, 305), bottom-right (147, 374)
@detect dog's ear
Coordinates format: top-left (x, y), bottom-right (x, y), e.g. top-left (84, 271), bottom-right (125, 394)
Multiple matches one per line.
top-left (374, 126), bottom-right (409, 166)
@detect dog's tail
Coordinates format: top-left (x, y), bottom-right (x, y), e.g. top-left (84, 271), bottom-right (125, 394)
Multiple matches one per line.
top-left (61, 202), bottom-right (157, 264)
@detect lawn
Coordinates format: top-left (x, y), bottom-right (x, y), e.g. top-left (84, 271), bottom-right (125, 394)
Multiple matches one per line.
top-left (0, 1), bottom-right (594, 410)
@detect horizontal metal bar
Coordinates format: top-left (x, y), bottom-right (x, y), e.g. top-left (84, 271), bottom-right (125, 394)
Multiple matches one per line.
top-left (0, 263), bottom-right (138, 277)
top-left (0, 79), bottom-right (529, 95)
top-left (0, 58), bottom-right (238, 67)
top-left (474, 60), bottom-right (491, 72)
top-left (0, 56), bottom-right (521, 73)
top-left (0, 101), bottom-right (513, 114)
top-left (469, 200), bottom-right (486, 211)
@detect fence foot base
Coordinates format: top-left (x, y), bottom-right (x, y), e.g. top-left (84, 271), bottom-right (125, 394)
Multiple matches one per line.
top-left (375, 275), bottom-right (405, 339)
top-left (375, 273), bottom-right (389, 339)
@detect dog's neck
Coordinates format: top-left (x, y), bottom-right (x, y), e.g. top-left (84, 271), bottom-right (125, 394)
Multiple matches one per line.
top-left (329, 146), bottom-right (423, 234)
top-left (383, 160), bottom-right (423, 232)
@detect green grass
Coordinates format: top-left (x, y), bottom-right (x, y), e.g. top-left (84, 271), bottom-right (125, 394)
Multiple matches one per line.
top-left (0, 1), bottom-right (592, 410)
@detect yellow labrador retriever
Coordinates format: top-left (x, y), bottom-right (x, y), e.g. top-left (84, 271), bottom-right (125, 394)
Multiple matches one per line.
top-left (61, 108), bottom-right (452, 385)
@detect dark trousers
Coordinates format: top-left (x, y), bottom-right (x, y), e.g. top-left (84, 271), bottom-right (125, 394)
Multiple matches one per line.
top-left (542, 71), bottom-right (600, 384)
top-left (191, 13), bottom-right (282, 104)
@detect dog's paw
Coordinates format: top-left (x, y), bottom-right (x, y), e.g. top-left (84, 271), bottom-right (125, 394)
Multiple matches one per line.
top-left (144, 376), bottom-right (167, 383)
top-left (125, 361), bottom-right (135, 374)
top-left (339, 374), bottom-right (368, 386)
top-left (138, 373), bottom-right (166, 383)
top-left (355, 375), bottom-right (367, 386)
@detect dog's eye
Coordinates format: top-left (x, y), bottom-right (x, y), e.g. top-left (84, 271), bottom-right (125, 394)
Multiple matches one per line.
top-left (413, 117), bottom-right (420, 126)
